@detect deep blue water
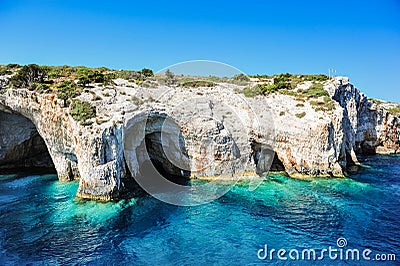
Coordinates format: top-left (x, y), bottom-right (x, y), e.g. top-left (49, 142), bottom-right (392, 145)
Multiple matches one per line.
top-left (0, 155), bottom-right (399, 265)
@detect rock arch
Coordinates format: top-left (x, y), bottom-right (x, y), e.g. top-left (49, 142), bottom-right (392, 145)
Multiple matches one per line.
top-left (0, 110), bottom-right (54, 172)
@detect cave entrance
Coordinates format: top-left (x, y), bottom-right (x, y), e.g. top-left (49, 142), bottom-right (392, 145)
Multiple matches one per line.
top-left (0, 110), bottom-right (55, 174)
top-left (142, 131), bottom-right (190, 185)
top-left (251, 141), bottom-right (285, 175)
top-left (124, 112), bottom-right (191, 194)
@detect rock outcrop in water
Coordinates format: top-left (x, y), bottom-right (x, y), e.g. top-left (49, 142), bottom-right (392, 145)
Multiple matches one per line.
top-left (0, 70), bottom-right (399, 200)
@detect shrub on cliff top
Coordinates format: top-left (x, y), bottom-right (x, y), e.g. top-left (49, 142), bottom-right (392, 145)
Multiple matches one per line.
top-left (181, 80), bottom-right (215, 88)
top-left (297, 83), bottom-right (329, 99)
top-left (57, 80), bottom-right (82, 100)
top-left (295, 112), bottom-right (306, 118)
top-left (9, 64), bottom-right (47, 88)
top-left (71, 99), bottom-right (96, 124)
top-left (141, 68), bottom-right (154, 78)
top-left (114, 70), bottom-right (142, 81)
top-left (240, 82), bottom-right (292, 97)
top-left (388, 105), bottom-right (400, 115)
top-left (241, 86), bottom-right (261, 97)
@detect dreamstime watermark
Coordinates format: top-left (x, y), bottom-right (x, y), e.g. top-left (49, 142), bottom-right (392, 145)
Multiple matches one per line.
top-left (257, 238), bottom-right (396, 262)
top-left (123, 60), bottom-right (276, 206)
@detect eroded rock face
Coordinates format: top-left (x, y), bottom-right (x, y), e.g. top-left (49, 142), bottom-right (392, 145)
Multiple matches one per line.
top-left (0, 110), bottom-right (54, 169)
top-left (0, 89), bottom-right (125, 200)
top-left (0, 77), bottom-right (399, 200)
top-left (334, 82), bottom-right (400, 155)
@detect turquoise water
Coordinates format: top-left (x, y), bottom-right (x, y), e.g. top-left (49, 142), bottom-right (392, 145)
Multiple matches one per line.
top-left (0, 155), bottom-right (399, 265)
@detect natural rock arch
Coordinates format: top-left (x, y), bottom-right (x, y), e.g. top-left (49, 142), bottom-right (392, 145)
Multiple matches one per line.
top-left (0, 110), bottom-right (55, 172)
top-left (123, 111), bottom-right (191, 191)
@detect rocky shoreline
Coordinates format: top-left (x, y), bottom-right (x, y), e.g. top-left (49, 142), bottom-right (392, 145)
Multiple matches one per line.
top-left (0, 65), bottom-right (399, 201)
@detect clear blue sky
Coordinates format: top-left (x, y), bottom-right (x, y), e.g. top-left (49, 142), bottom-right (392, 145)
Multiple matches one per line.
top-left (1, 0), bottom-right (399, 102)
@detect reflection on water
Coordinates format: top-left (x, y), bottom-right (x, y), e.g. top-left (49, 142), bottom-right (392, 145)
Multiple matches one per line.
top-left (0, 155), bottom-right (399, 265)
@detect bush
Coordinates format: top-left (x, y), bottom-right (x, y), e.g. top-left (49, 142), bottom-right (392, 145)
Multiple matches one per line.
top-left (298, 83), bottom-right (329, 98)
top-left (388, 105), bottom-right (400, 115)
top-left (241, 86), bottom-right (260, 97)
top-left (273, 73), bottom-right (294, 83)
top-left (302, 74), bottom-right (329, 81)
top-left (232, 73), bottom-right (250, 82)
top-left (115, 70), bottom-right (142, 81)
top-left (141, 68), bottom-right (154, 78)
top-left (181, 80), bottom-right (215, 88)
top-left (40, 65), bottom-right (72, 79)
top-left (57, 80), bottom-right (82, 100)
top-left (369, 98), bottom-right (384, 105)
top-left (10, 64), bottom-right (47, 88)
top-left (74, 67), bottom-right (114, 86)
top-left (71, 100), bottom-right (96, 124)
top-left (0, 66), bottom-right (12, 76)
top-left (92, 95), bottom-right (102, 101)
top-left (130, 96), bottom-right (143, 105)
top-left (0, 64), bottom-right (20, 76)
top-left (309, 95), bottom-right (335, 112)
top-left (78, 75), bottom-right (90, 87)
top-left (29, 82), bottom-right (51, 93)
top-left (295, 112), bottom-right (306, 118)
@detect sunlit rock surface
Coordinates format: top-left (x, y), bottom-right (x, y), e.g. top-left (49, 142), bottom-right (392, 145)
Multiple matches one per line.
top-left (0, 76), bottom-right (398, 200)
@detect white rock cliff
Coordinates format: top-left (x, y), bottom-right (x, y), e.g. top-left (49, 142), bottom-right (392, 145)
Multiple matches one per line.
top-left (0, 77), bottom-right (399, 200)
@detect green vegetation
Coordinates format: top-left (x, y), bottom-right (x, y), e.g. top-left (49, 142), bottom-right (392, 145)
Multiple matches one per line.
top-left (388, 105), bottom-right (400, 115)
top-left (0, 64), bottom-right (20, 76)
top-left (9, 64), bottom-right (48, 88)
top-left (181, 80), bottom-right (215, 88)
top-left (309, 95), bottom-right (335, 112)
top-left (130, 96), bottom-right (143, 105)
top-left (369, 98), bottom-right (384, 105)
top-left (40, 65), bottom-right (73, 79)
top-left (92, 95), bottom-right (102, 101)
top-left (165, 69), bottom-right (174, 79)
top-left (141, 68), bottom-right (154, 78)
top-left (240, 72), bottom-right (330, 98)
top-left (164, 69), bottom-right (176, 85)
top-left (250, 73), bottom-right (329, 82)
top-left (295, 112), bottom-right (306, 118)
top-left (240, 82), bottom-right (293, 97)
top-left (279, 111), bottom-right (285, 116)
top-left (114, 70), bottom-right (141, 81)
top-left (71, 100), bottom-right (96, 125)
top-left (28, 82), bottom-right (51, 93)
top-left (240, 80), bottom-right (329, 100)
top-left (232, 73), bottom-right (250, 82)
top-left (56, 80), bottom-right (82, 101)
top-left (240, 86), bottom-right (260, 97)
top-left (297, 83), bottom-right (329, 98)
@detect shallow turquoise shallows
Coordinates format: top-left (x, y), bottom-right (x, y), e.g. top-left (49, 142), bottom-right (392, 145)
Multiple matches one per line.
top-left (0, 155), bottom-right (399, 265)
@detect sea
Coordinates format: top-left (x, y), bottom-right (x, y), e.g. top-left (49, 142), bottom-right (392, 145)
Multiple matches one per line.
top-left (0, 154), bottom-right (399, 265)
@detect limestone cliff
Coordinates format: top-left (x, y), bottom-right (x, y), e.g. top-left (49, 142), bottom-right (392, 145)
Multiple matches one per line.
top-left (0, 73), bottom-right (399, 200)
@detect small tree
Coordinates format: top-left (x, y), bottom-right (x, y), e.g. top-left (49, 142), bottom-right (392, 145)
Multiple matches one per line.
top-left (165, 69), bottom-right (176, 85)
top-left (10, 64), bottom-right (47, 88)
top-left (78, 76), bottom-right (90, 87)
top-left (232, 73), bottom-right (249, 82)
top-left (141, 68), bottom-right (154, 78)
top-left (165, 69), bottom-right (174, 79)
